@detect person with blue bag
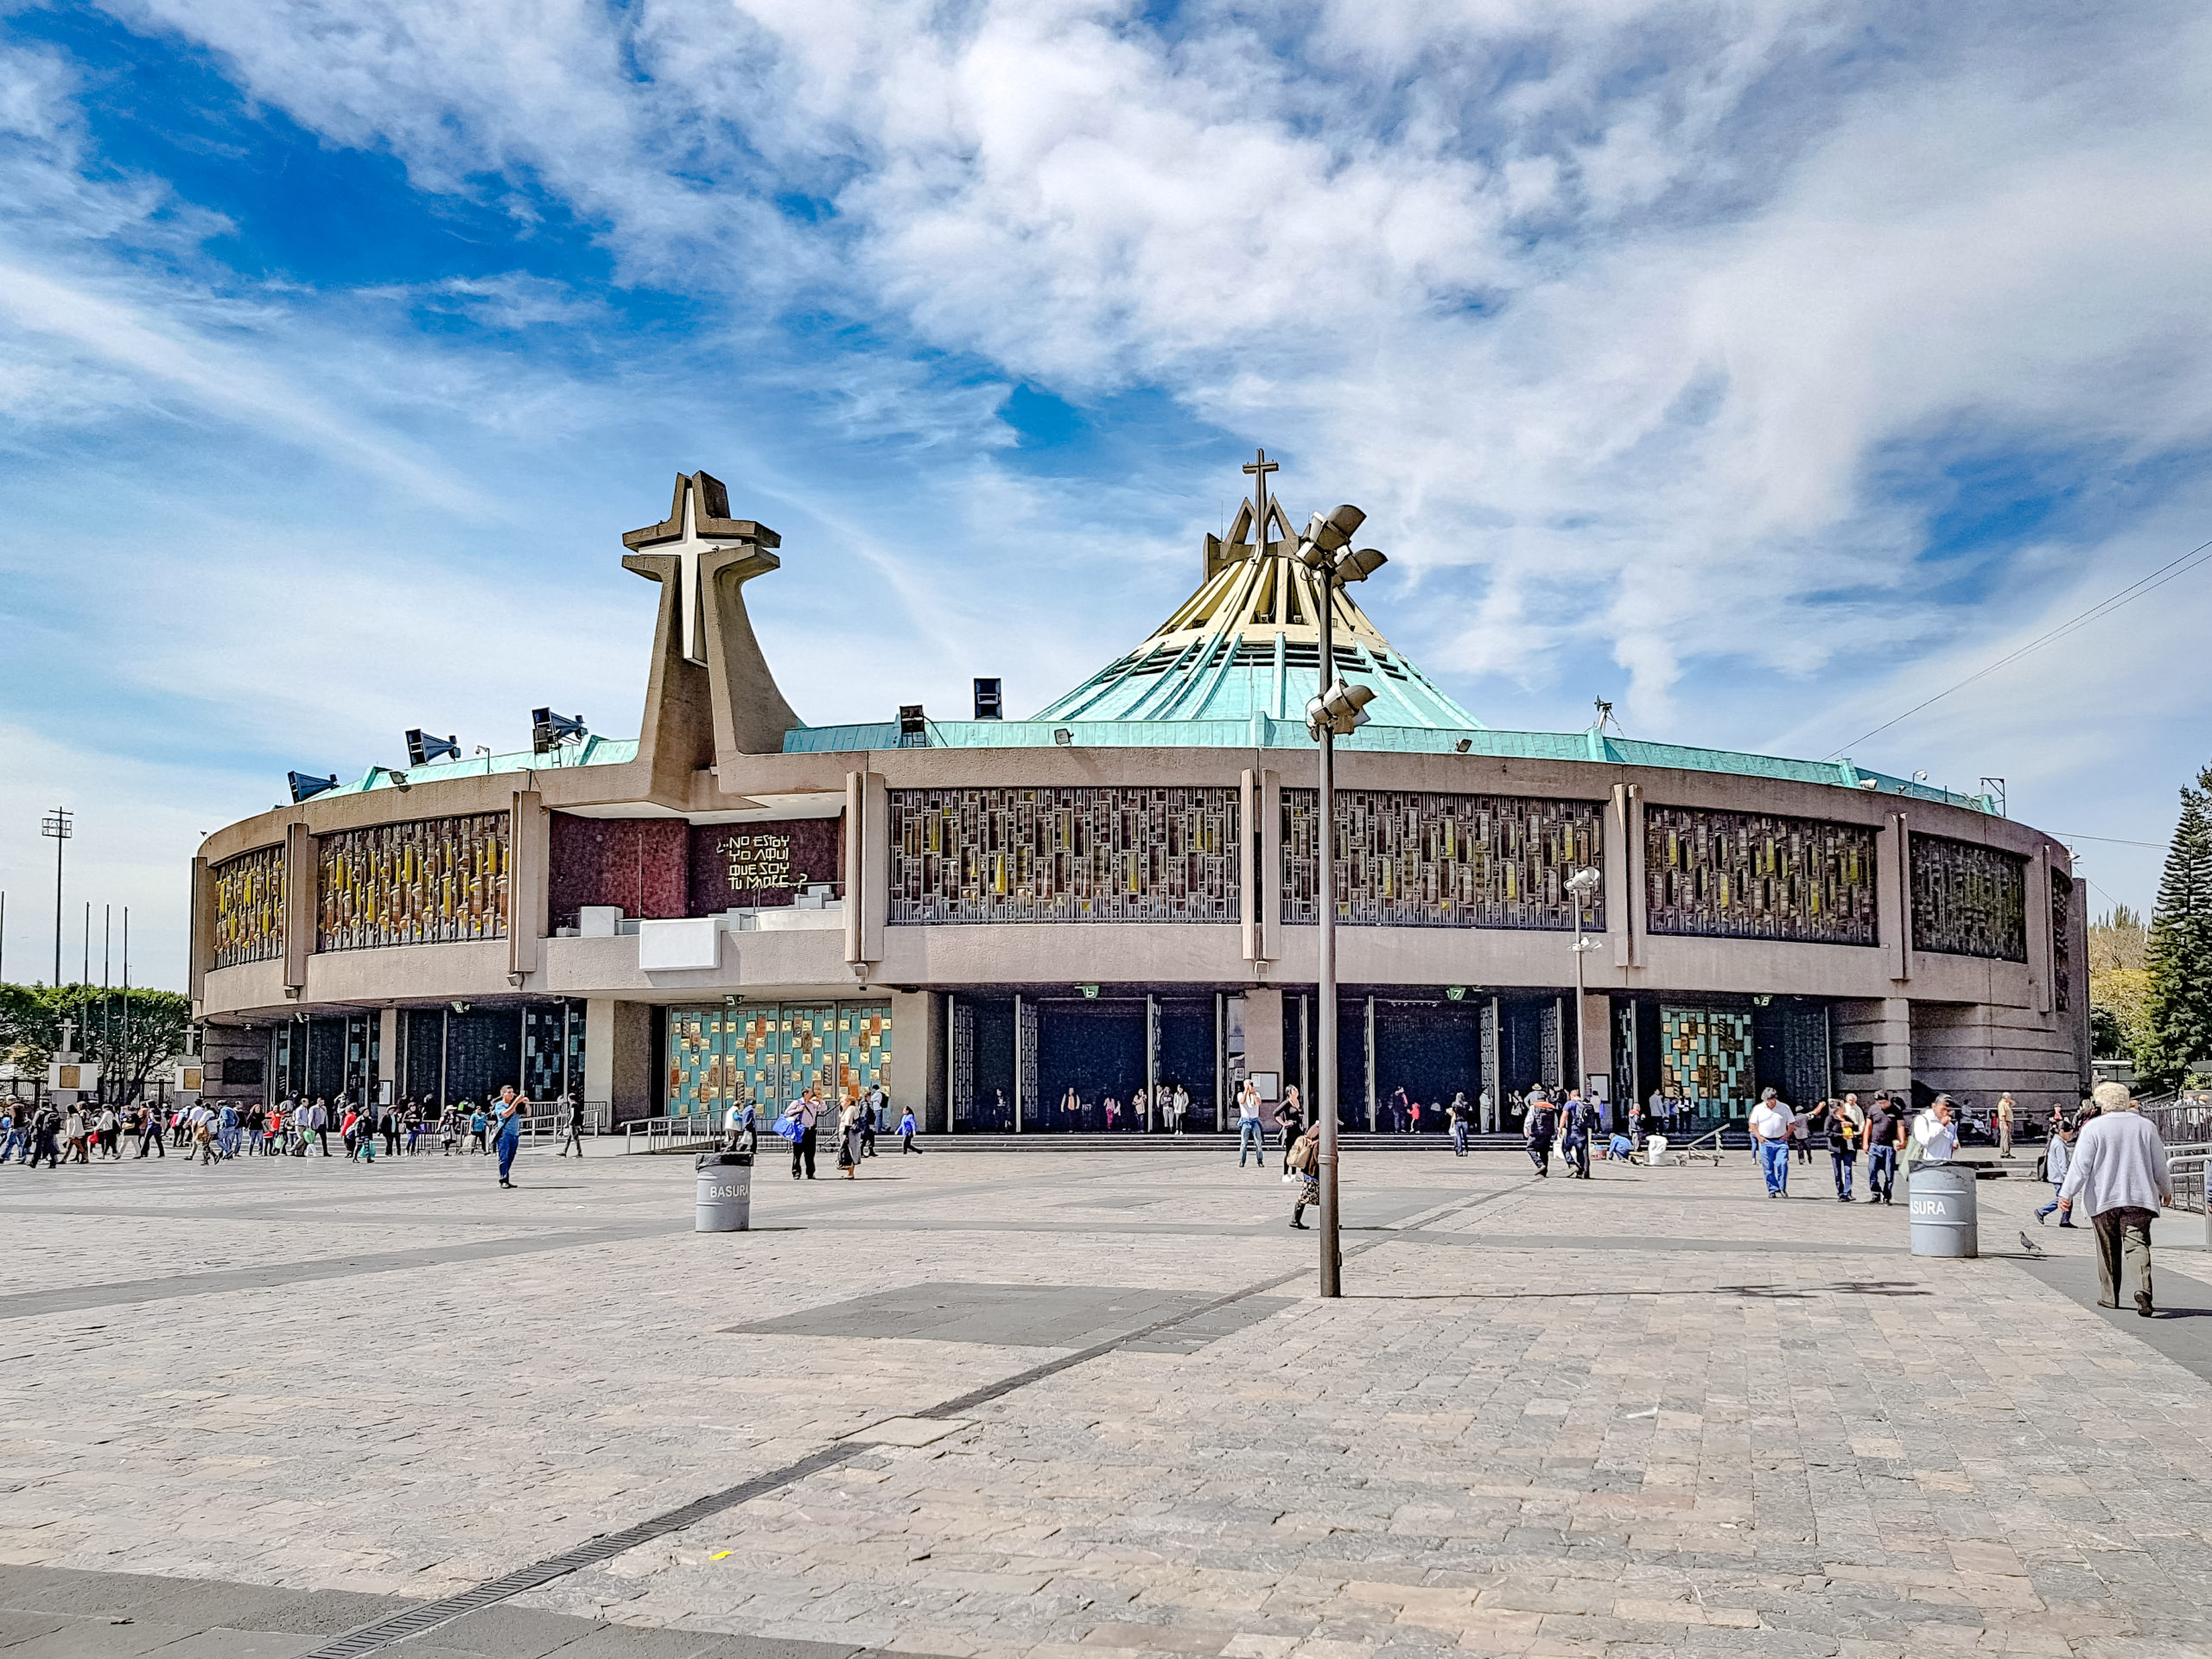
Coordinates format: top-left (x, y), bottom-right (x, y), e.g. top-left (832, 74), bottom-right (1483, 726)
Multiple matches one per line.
top-left (492, 1084), bottom-right (530, 1190)
top-left (777, 1090), bottom-right (820, 1179)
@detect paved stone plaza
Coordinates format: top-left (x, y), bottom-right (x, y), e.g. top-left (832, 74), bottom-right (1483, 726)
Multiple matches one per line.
top-left (4, 1141), bottom-right (2212, 1658)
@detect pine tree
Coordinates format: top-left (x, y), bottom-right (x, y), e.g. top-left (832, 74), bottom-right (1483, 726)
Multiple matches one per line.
top-left (2141, 763), bottom-right (2212, 1090)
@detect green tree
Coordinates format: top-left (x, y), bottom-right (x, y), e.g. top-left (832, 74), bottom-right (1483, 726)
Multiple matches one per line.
top-left (0, 982), bottom-right (190, 1102)
top-left (2141, 765), bottom-right (2212, 1091)
top-left (2088, 905), bottom-right (2154, 1066)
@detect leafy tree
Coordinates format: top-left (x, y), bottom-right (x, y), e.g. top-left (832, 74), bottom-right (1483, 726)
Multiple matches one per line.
top-left (2088, 906), bottom-right (2154, 1066)
top-left (0, 982), bottom-right (190, 1102)
top-left (2141, 765), bottom-right (2212, 1091)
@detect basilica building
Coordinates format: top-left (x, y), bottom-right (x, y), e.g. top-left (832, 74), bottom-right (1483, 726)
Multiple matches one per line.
top-left (189, 467), bottom-right (2088, 1132)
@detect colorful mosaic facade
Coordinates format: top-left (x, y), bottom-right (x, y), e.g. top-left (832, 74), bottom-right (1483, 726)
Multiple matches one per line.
top-left (2051, 869), bottom-right (2073, 1013)
top-left (212, 843), bottom-right (286, 969)
top-left (316, 812), bottom-right (509, 952)
top-left (1281, 790), bottom-right (1604, 929)
top-left (1910, 834), bottom-right (2028, 962)
top-left (1660, 1005), bottom-right (1753, 1105)
top-left (888, 788), bottom-right (1238, 924)
top-left (665, 1001), bottom-right (893, 1121)
top-left (1643, 806), bottom-right (1878, 946)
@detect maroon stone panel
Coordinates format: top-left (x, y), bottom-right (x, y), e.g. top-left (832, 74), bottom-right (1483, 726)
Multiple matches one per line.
top-left (688, 818), bottom-right (843, 912)
top-left (548, 814), bottom-right (688, 931)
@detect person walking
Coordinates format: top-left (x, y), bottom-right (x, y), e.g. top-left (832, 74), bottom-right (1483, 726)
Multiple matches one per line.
top-left (2058, 1081), bottom-right (2172, 1315)
top-left (836, 1096), bottom-right (865, 1179)
top-left (787, 1090), bottom-right (821, 1179)
top-left (1561, 1090), bottom-right (1597, 1179)
top-left (899, 1105), bottom-right (922, 1154)
top-left (859, 1096), bottom-right (879, 1160)
top-left (1172, 1084), bottom-right (1191, 1135)
top-left (1790, 1100), bottom-right (1815, 1166)
top-left (1274, 1093), bottom-right (1301, 1179)
top-left (492, 1084), bottom-right (529, 1189)
top-left (2037, 1104), bottom-right (2086, 1226)
top-left (1236, 1080), bottom-right (1266, 1168)
top-left (1863, 1094), bottom-right (1901, 1205)
top-left (0, 1107), bottom-right (22, 1165)
top-left (1287, 1122), bottom-right (1322, 1229)
top-left (1830, 1094), bottom-right (1864, 1202)
top-left (309, 1097), bottom-right (333, 1157)
top-left (1750, 1088), bottom-right (1793, 1198)
top-left (1447, 1094), bottom-right (1469, 1158)
top-left (1996, 1092), bottom-right (2016, 1159)
top-left (1523, 1090), bottom-right (1557, 1177)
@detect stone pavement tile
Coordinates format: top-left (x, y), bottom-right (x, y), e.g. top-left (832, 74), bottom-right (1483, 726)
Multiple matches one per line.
top-left (143, 1630), bottom-right (323, 1658)
top-left (3, 1618), bottom-right (200, 1656)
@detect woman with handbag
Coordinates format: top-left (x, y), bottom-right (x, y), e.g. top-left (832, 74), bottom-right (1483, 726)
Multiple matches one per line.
top-left (836, 1097), bottom-right (865, 1178)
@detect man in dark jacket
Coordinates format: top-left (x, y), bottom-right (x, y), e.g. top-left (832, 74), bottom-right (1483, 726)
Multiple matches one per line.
top-left (1561, 1090), bottom-right (1601, 1179)
top-left (1525, 1090), bottom-right (1559, 1177)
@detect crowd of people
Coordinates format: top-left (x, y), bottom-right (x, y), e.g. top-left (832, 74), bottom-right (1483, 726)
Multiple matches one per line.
top-left (2, 1084), bottom-right (566, 1184)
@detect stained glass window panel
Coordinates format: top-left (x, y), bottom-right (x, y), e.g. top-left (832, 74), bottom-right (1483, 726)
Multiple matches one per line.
top-left (316, 812), bottom-right (509, 951)
top-left (1281, 789), bottom-right (1604, 929)
top-left (212, 843), bottom-right (286, 969)
top-left (888, 788), bottom-right (1238, 924)
top-left (1910, 835), bottom-right (2028, 962)
top-left (1643, 806), bottom-right (1878, 946)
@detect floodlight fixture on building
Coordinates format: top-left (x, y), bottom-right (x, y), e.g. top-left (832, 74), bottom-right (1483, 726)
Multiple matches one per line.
top-left (532, 708), bottom-right (588, 753)
top-left (1052, 728), bottom-right (1073, 747)
top-left (1306, 679), bottom-right (1375, 739)
top-left (406, 729), bottom-right (459, 767)
top-left (1564, 867), bottom-right (1602, 897)
top-left (898, 704), bottom-right (928, 747)
top-left (973, 677), bottom-right (1003, 720)
top-left (1454, 738), bottom-right (1472, 753)
top-left (1337, 546), bottom-right (1387, 582)
top-left (289, 772), bottom-right (340, 804)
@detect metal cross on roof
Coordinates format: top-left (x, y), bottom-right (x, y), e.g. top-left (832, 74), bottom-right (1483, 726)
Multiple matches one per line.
top-left (1242, 448), bottom-right (1278, 554)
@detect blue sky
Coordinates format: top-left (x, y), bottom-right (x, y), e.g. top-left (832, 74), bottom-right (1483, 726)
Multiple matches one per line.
top-left (3, 0), bottom-right (2209, 987)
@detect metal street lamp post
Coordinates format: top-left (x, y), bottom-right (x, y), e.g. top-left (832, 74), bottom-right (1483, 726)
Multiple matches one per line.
top-left (40, 808), bottom-right (72, 988)
top-left (1565, 866), bottom-right (1602, 1096)
top-left (1298, 505), bottom-right (1386, 1299)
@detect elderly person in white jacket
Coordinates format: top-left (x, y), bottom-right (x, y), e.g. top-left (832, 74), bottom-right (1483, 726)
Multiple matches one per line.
top-left (2058, 1081), bottom-right (2174, 1316)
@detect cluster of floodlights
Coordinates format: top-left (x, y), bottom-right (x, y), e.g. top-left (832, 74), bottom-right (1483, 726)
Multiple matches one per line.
top-left (1297, 504), bottom-right (1388, 740)
top-left (286, 709), bottom-right (589, 804)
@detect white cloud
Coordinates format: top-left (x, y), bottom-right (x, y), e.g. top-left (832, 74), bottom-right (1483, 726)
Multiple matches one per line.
top-left (0, 0), bottom-right (2208, 956)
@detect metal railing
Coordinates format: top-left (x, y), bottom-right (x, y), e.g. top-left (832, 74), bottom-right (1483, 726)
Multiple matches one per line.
top-left (621, 1116), bottom-right (720, 1154)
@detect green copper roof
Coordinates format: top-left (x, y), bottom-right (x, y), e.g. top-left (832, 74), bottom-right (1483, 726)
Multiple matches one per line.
top-left (327, 734), bottom-right (638, 796)
top-left (1031, 501), bottom-right (1481, 729)
top-left (775, 716), bottom-right (1993, 811)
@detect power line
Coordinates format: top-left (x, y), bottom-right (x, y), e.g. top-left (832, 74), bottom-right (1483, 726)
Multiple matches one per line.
top-left (1823, 531), bottom-right (2212, 761)
top-left (2052, 831), bottom-right (2164, 849)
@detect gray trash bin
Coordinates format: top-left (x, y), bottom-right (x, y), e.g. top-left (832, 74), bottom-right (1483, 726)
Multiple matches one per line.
top-left (696, 1151), bottom-right (753, 1232)
top-left (1909, 1160), bottom-right (1977, 1257)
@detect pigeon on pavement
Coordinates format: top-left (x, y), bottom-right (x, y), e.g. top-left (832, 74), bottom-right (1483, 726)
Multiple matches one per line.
top-left (2019, 1230), bottom-right (2044, 1255)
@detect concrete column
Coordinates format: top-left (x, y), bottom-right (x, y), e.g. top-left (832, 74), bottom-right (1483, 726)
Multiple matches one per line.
top-left (2026, 847), bottom-right (2053, 1015)
top-left (1240, 769), bottom-right (1261, 963)
top-left (1608, 784), bottom-right (1642, 969)
top-left (378, 1007), bottom-right (399, 1096)
top-left (585, 997), bottom-right (655, 1125)
top-left (887, 988), bottom-right (942, 1131)
top-left (1260, 768), bottom-right (1282, 963)
top-left (188, 857), bottom-right (213, 1007)
top-left (283, 821), bottom-right (313, 994)
top-left (509, 790), bottom-right (546, 981)
top-left (1577, 991), bottom-right (1611, 1099)
top-left (1878, 812), bottom-right (1911, 983)
top-left (1243, 986), bottom-right (1284, 1098)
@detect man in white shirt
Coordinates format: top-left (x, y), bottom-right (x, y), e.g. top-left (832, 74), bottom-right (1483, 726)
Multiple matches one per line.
top-left (1909, 1096), bottom-right (1959, 1166)
top-left (2059, 1081), bottom-right (2174, 1316)
top-left (1748, 1089), bottom-right (1793, 1198)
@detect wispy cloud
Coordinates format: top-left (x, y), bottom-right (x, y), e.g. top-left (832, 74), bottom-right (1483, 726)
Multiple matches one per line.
top-left (2, 0), bottom-right (2209, 980)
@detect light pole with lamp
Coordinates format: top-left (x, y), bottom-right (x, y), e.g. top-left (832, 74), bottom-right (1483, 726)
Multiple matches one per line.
top-left (1296, 504), bottom-right (1387, 1299)
top-left (40, 808), bottom-right (72, 988)
top-left (1565, 866), bottom-right (1603, 1098)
